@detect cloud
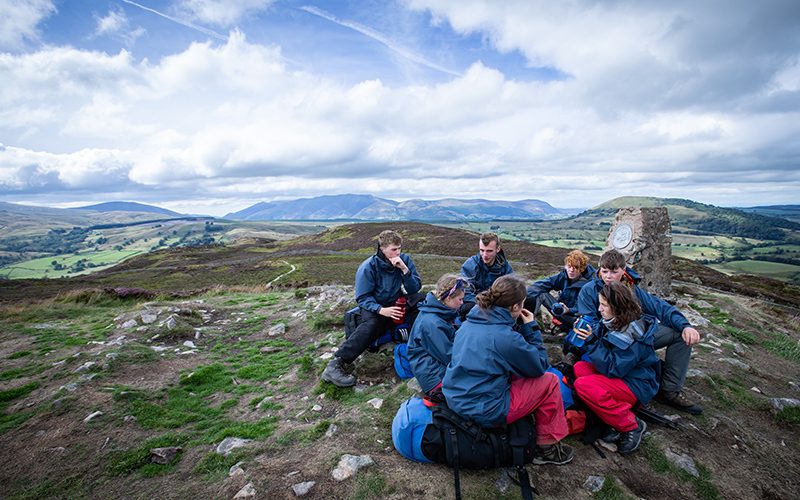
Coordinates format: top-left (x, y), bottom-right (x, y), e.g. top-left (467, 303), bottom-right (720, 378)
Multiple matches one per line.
top-left (93, 7), bottom-right (146, 46)
top-left (121, 0), bottom-right (227, 40)
top-left (176, 0), bottom-right (276, 27)
top-left (0, 0), bottom-right (56, 50)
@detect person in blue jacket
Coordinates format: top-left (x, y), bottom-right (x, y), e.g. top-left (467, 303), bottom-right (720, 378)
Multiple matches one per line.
top-left (576, 249), bottom-right (702, 414)
top-left (459, 232), bottom-right (513, 320)
top-left (443, 275), bottom-right (574, 465)
top-left (572, 281), bottom-right (660, 455)
top-left (322, 230), bottom-right (422, 387)
top-left (526, 249), bottom-right (595, 331)
top-left (406, 274), bottom-right (465, 404)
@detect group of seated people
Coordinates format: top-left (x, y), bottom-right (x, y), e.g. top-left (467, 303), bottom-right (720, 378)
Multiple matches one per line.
top-left (321, 230), bottom-right (703, 460)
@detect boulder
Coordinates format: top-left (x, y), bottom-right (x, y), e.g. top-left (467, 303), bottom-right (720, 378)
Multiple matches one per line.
top-left (331, 454), bottom-right (374, 481)
top-left (216, 437), bottom-right (253, 456)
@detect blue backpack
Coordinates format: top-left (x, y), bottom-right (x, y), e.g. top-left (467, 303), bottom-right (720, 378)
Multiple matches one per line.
top-left (392, 397), bottom-right (538, 499)
top-left (393, 344), bottom-right (414, 380)
top-left (547, 366), bottom-right (575, 410)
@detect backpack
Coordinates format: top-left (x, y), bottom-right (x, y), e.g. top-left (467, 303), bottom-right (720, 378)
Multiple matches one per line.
top-left (392, 396), bottom-right (538, 500)
top-left (393, 343), bottom-right (414, 379)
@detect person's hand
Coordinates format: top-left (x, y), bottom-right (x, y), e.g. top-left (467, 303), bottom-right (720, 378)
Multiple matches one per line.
top-left (574, 324), bottom-right (593, 340)
top-left (379, 306), bottom-right (404, 321)
top-left (519, 308), bottom-right (534, 324)
top-left (682, 326), bottom-right (701, 346)
top-left (389, 256), bottom-right (409, 274)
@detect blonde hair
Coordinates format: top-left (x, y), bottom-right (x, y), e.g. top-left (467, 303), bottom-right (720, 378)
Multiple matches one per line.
top-left (434, 274), bottom-right (465, 301)
top-left (377, 230), bottom-right (402, 248)
top-left (564, 249), bottom-right (590, 273)
top-left (476, 275), bottom-right (526, 310)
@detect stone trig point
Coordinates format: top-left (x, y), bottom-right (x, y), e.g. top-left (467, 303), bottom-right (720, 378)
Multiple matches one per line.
top-left (606, 207), bottom-right (672, 296)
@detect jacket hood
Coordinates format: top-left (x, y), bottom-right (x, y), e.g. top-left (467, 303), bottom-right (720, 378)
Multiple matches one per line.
top-left (465, 303), bottom-right (516, 327)
top-left (418, 292), bottom-right (459, 320)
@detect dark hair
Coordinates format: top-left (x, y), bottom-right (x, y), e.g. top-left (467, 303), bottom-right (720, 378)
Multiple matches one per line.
top-left (480, 232), bottom-right (501, 247)
top-left (476, 275), bottom-right (526, 310)
top-left (598, 249), bottom-right (626, 271)
top-left (599, 281), bottom-right (641, 330)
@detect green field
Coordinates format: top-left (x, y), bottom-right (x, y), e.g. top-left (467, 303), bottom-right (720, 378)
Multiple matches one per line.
top-left (710, 260), bottom-right (800, 281)
top-left (0, 249), bottom-right (146, 279)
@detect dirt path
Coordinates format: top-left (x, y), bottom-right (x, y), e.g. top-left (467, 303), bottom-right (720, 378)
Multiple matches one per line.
top-left (266, 260), bottom-right (297, 287)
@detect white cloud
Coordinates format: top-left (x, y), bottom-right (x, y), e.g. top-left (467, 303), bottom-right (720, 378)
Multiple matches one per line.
top-left (0, 0), bottom-right (55, 50)
top-left (93, 7), bottom-right (146, 46)
top-left (176, 0), bottom-right (276, 27)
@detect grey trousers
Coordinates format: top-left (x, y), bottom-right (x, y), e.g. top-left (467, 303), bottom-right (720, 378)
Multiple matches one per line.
top-left (653, 323), bottom-right (692, 392)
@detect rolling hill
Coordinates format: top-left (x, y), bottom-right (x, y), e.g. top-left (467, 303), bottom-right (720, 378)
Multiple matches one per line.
top-left (72, 201), bottom-right (183, 216)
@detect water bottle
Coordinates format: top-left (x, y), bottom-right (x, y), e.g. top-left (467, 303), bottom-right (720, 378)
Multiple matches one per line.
top-left (551, 303), bottom-right (565, 316)
top-left (566, 316), bottom-right (591, 348)
top-left (393, 296), bottom-right (407, 324)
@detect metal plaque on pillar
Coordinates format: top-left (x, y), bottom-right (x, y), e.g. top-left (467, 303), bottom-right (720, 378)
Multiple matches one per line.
top-left (606, 207), bottom-right (672, 296)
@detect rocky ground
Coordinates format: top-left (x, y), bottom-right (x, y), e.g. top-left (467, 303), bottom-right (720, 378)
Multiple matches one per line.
top-left (1, 277), bottom-right (799, 499)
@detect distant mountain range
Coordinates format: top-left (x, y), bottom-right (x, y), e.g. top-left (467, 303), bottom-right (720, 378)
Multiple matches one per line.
top-left (73, 201), bottom-right (181, 217)
top-left (224, 194), bottom-right (579, 221)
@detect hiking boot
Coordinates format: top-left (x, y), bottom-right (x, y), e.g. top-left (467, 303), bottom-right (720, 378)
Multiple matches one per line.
top-left (563, 352), bottom-right (578, 366)
top-left (532, 442), bottom-right (574, 465)
top-left (601, 428), bottom-right (621, 443)
top-left (321, 357), bottom-right (356, 388)
top-left (618, 417), bottom-right (647, 455)
top-left (656, 390), bottom-right (703, 415)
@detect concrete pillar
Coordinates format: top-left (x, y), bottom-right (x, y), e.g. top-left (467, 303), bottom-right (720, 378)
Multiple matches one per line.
top-left (606, 207), bottom-right (672, 296)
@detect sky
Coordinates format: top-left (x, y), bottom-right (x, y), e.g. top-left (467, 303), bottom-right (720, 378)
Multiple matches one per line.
top-left (1, 0), bottom-right (799, 216)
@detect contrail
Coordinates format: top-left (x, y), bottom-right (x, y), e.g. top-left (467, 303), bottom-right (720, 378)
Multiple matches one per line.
top-left (121, 0), bottom-right (227, 41)
top-left (300, 5), bottom-right (461, 77)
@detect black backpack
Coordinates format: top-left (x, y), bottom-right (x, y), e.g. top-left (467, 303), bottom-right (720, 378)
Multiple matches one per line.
top-left (393, 397), bottom-right (538, 499)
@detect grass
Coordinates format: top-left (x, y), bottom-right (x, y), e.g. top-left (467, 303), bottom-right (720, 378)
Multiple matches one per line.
top-left (351, 471), bottom-right (394, 500)
top-left (308, 312), bottom-right (345, 331)
top-left (643, 439), bottom-right (720, 500)
top-left (775, 406), bottom-right (800, 426)
top-left (763, 332), bottom-right (800, 364)
top-left (106, 433), bottom-right (185, 477)
top-left (274, 420), bottom-right (332, 447)
top-left (0, 381), bottom-right (40, 403)
top-left (594, 477), bottom-right (632, 499)
top-left (723, 325), bottom-right (758, 345)
top-left (708, 375), bottom-right (768, 410)
top-left (8, 350), bottom-right (32, 359)
top-left (193, 450), bottom-right (248, 478)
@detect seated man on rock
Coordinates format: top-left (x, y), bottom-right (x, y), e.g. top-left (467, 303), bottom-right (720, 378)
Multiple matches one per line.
top-left (459, 232), bottom-right (513, 320)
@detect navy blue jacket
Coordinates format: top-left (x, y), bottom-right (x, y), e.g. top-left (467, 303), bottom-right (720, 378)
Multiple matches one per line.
top-left (443, 306), bottom-right (549, 427)
top-left (585, 316), bottom-right (661, 404)
top-left (355, 250), bottom-right (422, 313)
top-left (407, 292), bottom-right (459, 393)
top-left (460, 250), bottom-right (513, 303)
top-left (527, 264), bottom-right (596, 309)
top-left (576, 266), bottom-right (691, 335)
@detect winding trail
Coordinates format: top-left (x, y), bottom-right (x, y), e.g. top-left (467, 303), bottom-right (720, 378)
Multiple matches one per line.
top-left (266, 260), bottom-right (297, 287)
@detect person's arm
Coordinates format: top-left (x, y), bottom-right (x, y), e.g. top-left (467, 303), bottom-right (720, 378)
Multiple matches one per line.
top-left (460, 257), bottom-right (479, 303)
top-left (635, 288), bottom-right (700, 345)
top-left (588, 340), bottom-right (641, 379)
top-left (527, 273), bottom-right (559, 296)
top-left (354, 262), bottom-right (381, 313)
top-left (400, 255), bottom-right (422, 294)
top-left (496, 310), bottom-right (549, 377)
top-left (576, 283), bottom-right (601, 332)
top-left (424, 323), bottom-right (456, 366)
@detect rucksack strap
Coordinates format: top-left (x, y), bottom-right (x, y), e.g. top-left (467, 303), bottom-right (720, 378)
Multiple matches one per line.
top-left (445, 427), bottom-right (462, 500)
top-left (509, 418), bottom-right (537, 499)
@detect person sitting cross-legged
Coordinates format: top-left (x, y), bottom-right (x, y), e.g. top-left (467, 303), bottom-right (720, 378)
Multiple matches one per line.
top-left (525, 249), bottom-right (595, 332)
top-left (572, 282), bottom-right (660, 455)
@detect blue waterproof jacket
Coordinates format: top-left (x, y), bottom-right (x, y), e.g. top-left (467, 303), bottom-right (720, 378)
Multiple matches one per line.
top-left (527, 264), bottom-right (596, 309)
top-left (460, 250), bottom-right (513, 303)
top-left (576, 266), bottom-right (691, 335)
top-left (406, 292), bottom-right (459, 393)
top-left (585, 316), bottom-right (661, 404)
top-left (355, 250), bottom-right (422, 313)
top-left (443, 306), bottom-right (549, 427)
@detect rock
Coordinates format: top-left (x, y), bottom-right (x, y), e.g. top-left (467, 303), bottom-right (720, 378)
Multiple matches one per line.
top-left (120, 319), bottom-right (138, 329)
top-left (183, 340), bottom-right (196, 349)
top-left (692, 300), bottom-right (714, 309)
top-left (51, 360), bottom-right (66, 367)
top-left (124, 415), bottom-right (137, 424)
top-left (268, 323), bottom-right (286, 336)
top-left (325, 424), bottom-right (338, 438)
top-left (78, 373), bottom-right (97, 382)
top-left (163, 316), bottom-right (178, 330)
top-left (406, 378), bottom-right (422, 393)
top-left (233, 482), bottom-right (256, 499)
top-left (151, 346), bottom-right (171, 352)
top-left (332, 454), bottom-right (374, 481)
top-left (679, 307), bottom-right (710, 328)
top-left (495, 468), bottom-right (514, 493)
top-left (73, 361), bottom-right (96, 373)
top-left (367, 398), bottom-right (384, 409)
top-left (312, 404), bottom-right (322, 412)
top-left (665, 449), bottom-right (699, 477)
top-left (751, 387), bottom-right (763, 394)
top-left (105, 352), bottom-right (119, 360)
top-left (771, 398), bottom-right (800, 411)
top-left (584, 475), bottom-right (606, 493)
top-left (261, 346), bottom-right (281, 354)
top-left (607, 207), bottom-right (672, 295)
top-left (150, 446), bottom-right (181, 464)
top-left (216, 437), bottom-right (252, 456)
top-left (686, 368), bottom-right (709, 379)
top-left (59, 383), bottom-right (78, 392)
top-left (319, 352), bottom-right (333, 360)
top-left (229, 462), bottom-right (245, 477)
top-left (83, 411), bottom-right (103, 423)
top-left (718, 357), bottom-right (750, 370)
top-left (292, 481), bottom-right (315, 496)
top-left (141, 312), bottom-right (158, 324)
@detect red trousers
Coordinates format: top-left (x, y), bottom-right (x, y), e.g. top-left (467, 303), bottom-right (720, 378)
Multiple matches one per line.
top-left (506, 372), bottom-right (569, 445)
top-left (573, 361), bottom-right (638, 432)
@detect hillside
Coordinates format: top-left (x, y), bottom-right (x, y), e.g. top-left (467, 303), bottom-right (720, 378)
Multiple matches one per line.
top-left (224, 194), bottom-right (573, 221)
top-left (73, 201), bottom-right (183, 217)
top-left (0, 222), bottom-right (798, 498)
